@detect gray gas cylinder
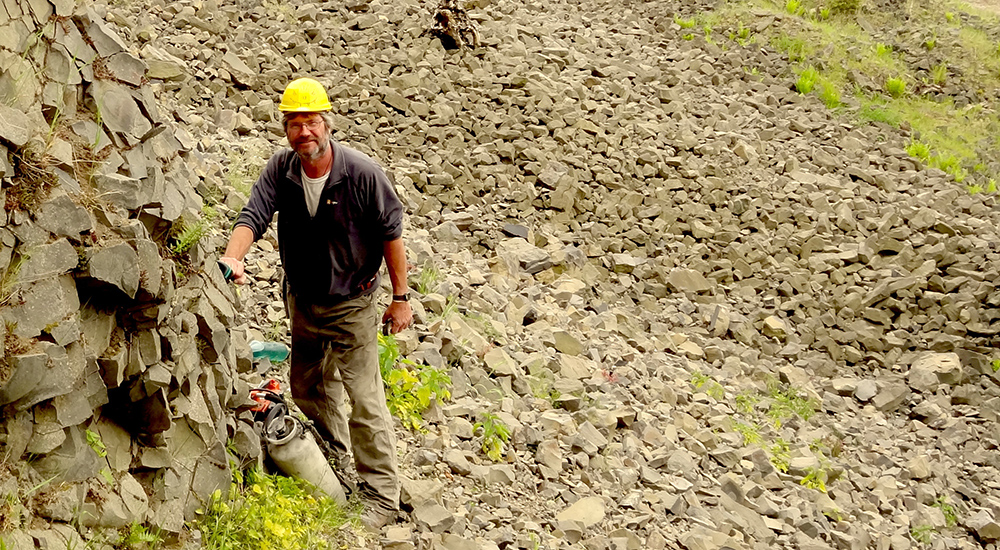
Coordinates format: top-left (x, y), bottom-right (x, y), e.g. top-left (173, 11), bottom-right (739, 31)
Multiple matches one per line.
top-left (263, 415), bottom-right (347, 506)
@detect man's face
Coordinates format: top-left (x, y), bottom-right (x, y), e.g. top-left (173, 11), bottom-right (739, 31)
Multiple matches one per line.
top-left (286, 113), bottom-right (330, 161)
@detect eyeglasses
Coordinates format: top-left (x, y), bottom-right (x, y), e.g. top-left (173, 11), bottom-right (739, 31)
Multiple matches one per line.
top-left (287, 120), bottom-right (325, 133)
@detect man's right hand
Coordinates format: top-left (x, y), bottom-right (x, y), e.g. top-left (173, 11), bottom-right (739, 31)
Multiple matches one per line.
top-left (219, 257), bottom-right (248, 284)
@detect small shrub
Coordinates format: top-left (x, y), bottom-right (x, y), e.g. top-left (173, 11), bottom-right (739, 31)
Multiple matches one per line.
top-left (198, 467), bottom-right (350, 550)
top-left (785, 0), bottom-right (802, 15)
top-left (819, 7), bottom-right (831, 19)
top-left (944, 11), bottom-right (954, 22)
top-left (379, 331), bottom-right (452, 431)
top-left (796, 67), bottom-right (820, 94)
top-left (885, 77), bottom-right (906, 98)
top-left (924, 37), bottom-right (936, 50)
top-left (875, 42), bottom-right (893, 58)
top-left (474, 411), bottom-right (511, 462)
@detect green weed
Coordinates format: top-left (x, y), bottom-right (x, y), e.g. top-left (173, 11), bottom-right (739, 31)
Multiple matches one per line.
top-left (906, 139), bottom-right (932, 162)
top-left (0, 256), bottom-right (23, 307)
top-left (931, 63), bottom-right (947, 85)
top-left (774, 33), bottom-right (808, 62)
top-left (735, 391), bottom-right (759, 414)
top-left (858, 103), bottom-right (902, 126)
top-left (769, 439), bottom-right (791, 472)
top-left (875, 42), bottom-right (893, 59)
top-left (910, 524), bottom-right (935, 545)
top-left (924, 37), bottom-right (937, 50)
top-left (988, 179), bottom-right (998, 193)
top-left (765, 379), bottom-right (816, 428)
top-left (198, 467), bottom-right (351, 550)
top-left (732, 420), bottom-right (762, 446)
top-left (885, 77), bottom-right (906, 98)
top-left (796, 67), bottom-right (820, 94)
top-left (225, 145), bottom-right (269, 197)
top-left (683, 33), bottom-right (695, 40)
top-left (818, 7), bottom-right (831, 19)
top-left (785, 0), bottom-right (802, 15)
top-left (800, 466), bottom-right (828, 492)
top-left (819, 82), bottom-right (841, 107)
top-left (675, 16), bottom-right (696, 29)
top-left (474, 411), bottom-right (511, 462)
top-left (117, 521), bottom-right (163, 549)
top-left (933, 495), bottom-right (958, 527)
top-left (690, 371), bottom-right (725, 400)
top-left (169, 216), bottom-right (208, 256)
top-left (378, 331), bottom-right (452, 431)
top-left (416, 262), bottom-right (441, 295)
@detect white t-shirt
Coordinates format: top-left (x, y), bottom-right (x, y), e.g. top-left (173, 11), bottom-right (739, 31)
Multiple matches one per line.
top-left (301, 168), bottom-right (330, 217)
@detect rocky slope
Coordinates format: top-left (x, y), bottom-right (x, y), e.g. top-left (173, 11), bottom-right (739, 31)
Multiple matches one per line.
top-left (2, 0), bottom-right (1000, 548)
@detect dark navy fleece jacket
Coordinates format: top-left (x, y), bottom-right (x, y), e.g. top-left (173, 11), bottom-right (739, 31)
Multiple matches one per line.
top-left (235, 139), bottom-right (403, 301)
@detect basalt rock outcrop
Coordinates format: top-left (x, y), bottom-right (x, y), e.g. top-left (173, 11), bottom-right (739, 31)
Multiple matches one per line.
top-left (2, 0), bottom-right (1000, 548)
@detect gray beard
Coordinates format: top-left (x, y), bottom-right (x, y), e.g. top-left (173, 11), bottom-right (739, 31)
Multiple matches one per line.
top-left (296, 136), bottom-right (330, 162)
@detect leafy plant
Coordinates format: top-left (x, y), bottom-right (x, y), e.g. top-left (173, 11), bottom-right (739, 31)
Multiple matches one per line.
top-left (85, 429), bottom-right (107, 458)
top-left (769, 439), bottom-right (791, 472)
top-left (875, 42), bottom-right (893, 59)
top-left (765, 379), bottom-right (816, 428)
top-left (378, 332), bottom-right (451, 431)
top-left (885, 77), bottom-right (906, 98)
top-left (690, 371), bottom-right (725, 400)
top-left (674, 16), bottom-right (696, 29)
top-left (992, 359), bottom-right (1000, 372)
top-left (910, 524), bottom-right (935, 545)
top-left (906, 139), bottom-right (932, 162)
top-left (198, 467), bottom-right (351, 550)
top-left (933, 495), bottom-right (958, 527)
top-left (785, 0), bottom-right (801, 15)
top-left (800, 466), bottom-right (828, 492)
top-left (169, 217), bottom-right (208, 256)
top-left (732, 420), bottom-right (762, 446)
top-left (474, 412), bottom-right (511, 462)
top-left (796, 67), bottom-right (819, 94)
top-left (116, 521), bottom-right (163, 549)
top-left (818, 7), bottom-right (830, 19)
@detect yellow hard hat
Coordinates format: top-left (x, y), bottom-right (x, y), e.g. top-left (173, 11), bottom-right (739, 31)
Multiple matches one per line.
top-left (278, 78), bottom-right (332, 112)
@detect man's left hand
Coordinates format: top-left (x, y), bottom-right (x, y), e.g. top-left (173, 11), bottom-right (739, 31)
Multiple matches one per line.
top-left (382, 301), bottom-right (413, 334)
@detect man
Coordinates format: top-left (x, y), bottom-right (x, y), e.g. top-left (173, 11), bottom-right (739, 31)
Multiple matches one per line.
top-left (219, 77), bottom-right (412, 530)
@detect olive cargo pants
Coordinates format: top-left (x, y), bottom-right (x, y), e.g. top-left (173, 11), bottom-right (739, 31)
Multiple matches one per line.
top-left (286, 292), bottom-right (399, 511)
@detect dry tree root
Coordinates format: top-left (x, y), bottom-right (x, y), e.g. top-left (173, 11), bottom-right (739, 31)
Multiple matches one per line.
top-left (428, 0), bottom-right (480, 50)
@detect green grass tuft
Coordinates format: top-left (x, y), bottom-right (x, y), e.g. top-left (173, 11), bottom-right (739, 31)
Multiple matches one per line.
top-left (796, 67), bottom-right (820, 94)
top-left (885, 76), bottom-right (906, 98)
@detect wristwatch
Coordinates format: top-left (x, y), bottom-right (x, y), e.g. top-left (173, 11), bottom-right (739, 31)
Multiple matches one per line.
top-left (392, 293), bottom-right (409, 302)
